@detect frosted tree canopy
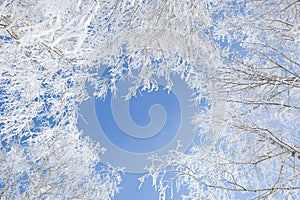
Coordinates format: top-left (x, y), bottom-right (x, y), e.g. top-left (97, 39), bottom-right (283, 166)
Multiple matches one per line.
top-left (0, 0), bottom-right (299, 199)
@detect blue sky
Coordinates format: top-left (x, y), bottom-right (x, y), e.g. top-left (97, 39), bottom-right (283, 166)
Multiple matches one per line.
top-left (76, 68), bottom-right (198, 199)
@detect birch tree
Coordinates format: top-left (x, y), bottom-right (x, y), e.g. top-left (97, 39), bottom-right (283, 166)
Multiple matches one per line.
top-left (0, 1), bottom-right (125, 199)
top-left (144, 0), bottom-right (300, 199)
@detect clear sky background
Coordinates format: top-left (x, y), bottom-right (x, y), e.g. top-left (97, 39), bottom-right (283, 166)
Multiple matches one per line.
top-left (77, 69), bottom-right (196, 199)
